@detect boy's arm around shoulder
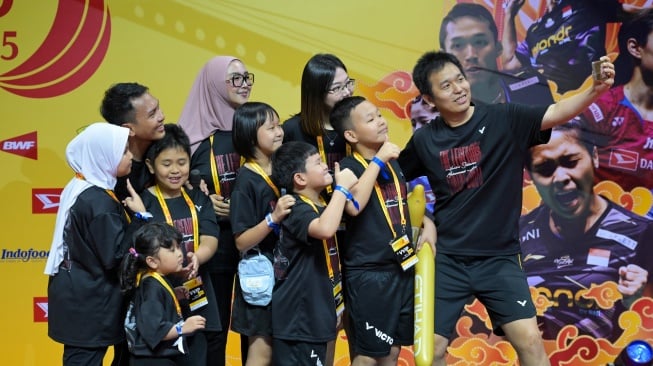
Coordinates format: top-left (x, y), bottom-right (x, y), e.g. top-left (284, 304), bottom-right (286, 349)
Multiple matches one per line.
top-left (309, 163), bottom-right (357, 239)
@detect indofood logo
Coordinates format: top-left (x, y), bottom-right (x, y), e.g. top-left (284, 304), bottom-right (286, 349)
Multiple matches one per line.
top-left (1, 248), bottom-right (49, 262)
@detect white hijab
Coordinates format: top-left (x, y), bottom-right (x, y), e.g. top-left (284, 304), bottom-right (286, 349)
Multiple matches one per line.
top-left (44, 123), bottom-right (130, 275)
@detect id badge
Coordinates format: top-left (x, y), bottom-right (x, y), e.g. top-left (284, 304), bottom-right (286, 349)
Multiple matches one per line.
top-left (184, 275), bottom-right (208, 311)
top-left (333, 279), bottom-right (345, 317)
top-left (390, 234), bottom-right (418, 271)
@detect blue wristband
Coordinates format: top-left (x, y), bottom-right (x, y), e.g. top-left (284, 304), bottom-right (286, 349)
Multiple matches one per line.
top-left (334, 185), bottom-right (360, 211)
top-left (265, 213), bottom-right (281, 235)
top-left (371, 156), bottom-right (390, 179)
top-left (176, 320), bottom-right (184, 337)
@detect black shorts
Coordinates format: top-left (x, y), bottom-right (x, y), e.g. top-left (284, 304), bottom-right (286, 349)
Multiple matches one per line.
top-left (272, 339), bottom-right (327, 366)
top-left (435, 253), bottom-right (535, 339)
top-left (230, 281), bottom-right (272, 337)
top-left (345, 267), bottom-right (414, 357)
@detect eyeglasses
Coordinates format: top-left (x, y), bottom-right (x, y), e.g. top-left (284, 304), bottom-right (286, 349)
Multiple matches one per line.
top-left (227, 73), bottom-right (255, 87)
top-left (327, 79), bottom-right (355, 95)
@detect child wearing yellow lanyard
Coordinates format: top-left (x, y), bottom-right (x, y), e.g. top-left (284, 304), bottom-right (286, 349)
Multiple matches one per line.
top-left (269, 140), bottom-right (358, 366)
top-left (140, 124), bottom-right (221, 365)
top-left (120, 222), bottom-right (207, 365)
top-left (229, 102), bottom-right (296, 365)
top-left (330, 96), bottom-right (437, 365)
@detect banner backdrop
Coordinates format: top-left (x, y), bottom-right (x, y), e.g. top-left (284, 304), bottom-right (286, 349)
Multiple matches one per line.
top-left (0, 0), bottom-right (651, 365)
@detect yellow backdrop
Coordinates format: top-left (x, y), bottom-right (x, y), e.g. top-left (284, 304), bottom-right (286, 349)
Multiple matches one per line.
top-left (3, 1), bottom-right (652, 365)
top-left (0, 1), bottom-right (436, 364)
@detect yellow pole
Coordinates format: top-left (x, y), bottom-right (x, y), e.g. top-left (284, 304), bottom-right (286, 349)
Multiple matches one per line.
top-left (408, 184), bottom-right (435, 366)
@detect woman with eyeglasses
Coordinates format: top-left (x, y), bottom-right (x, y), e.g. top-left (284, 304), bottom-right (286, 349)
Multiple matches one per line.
top-left (281, 53), bottom-right (355, 365)
top-left (177, 56), bottom-right (254, 366)
top-left (282, 53), bottom-right (355, 196)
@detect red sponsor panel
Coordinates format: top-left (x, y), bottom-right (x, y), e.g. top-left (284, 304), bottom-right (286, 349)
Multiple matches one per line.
top-left (1, 131), bottom-right (37, 160)
top-left (32, 188), bottom-right (63, 214)
top-left (608, 149), bottom-right (638, 172)
top-left (33, 297), bottom-right (48, 322)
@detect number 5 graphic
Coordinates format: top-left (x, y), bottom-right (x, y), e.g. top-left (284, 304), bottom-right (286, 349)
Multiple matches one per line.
top-left (2, 31), bottom-right (18, 60)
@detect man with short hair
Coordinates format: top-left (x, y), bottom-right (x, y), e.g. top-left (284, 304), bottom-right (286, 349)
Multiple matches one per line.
top-left (398, 50), bottom-right (614, 365)
top-left (101, 82), bottom-right (166, 200)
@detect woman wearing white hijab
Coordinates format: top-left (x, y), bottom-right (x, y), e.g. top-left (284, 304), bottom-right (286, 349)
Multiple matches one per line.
top-left (45, 122), bottom-right (148, 366)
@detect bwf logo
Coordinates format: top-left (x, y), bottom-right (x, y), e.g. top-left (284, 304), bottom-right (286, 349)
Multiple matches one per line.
top-left (32, 188), bottom-right (62, 214)
top-left (1, 131), bottom-right (37, 160)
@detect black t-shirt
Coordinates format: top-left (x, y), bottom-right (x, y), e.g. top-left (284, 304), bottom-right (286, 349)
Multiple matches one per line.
top-left (282, 115), bottom-right (348, 177)
top-left (190, 130), bottom-right (241, 205)
top-left (115, 159), bottom-right (153, 202)
top-left (190, 130), bottom-right (242, 272)
top-left (272, 197), bottom-right (337, 342)
top-left (132, 276), bottom-right (183, 355)
top-left (48, 186), bottom-right (144, 347)
top-left (520, 198), bottom-right (653, 341)
top-left (142, 187), bottom-right (221, 332)
top-left (398, 103), bottom-right (550, 256)
top-left (339, 157), bottom-right (411, 270)
top-left (229, 167), bottom-right (279, 256)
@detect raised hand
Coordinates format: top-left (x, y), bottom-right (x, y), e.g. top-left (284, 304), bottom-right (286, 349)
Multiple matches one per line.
top-left (122, 178), bottom-right (146, 213)
top-left (375, 140), bottom-right (401, 164)
top-left (334, 162), bottom-right (358, 191)
top-left (618, 264), bottom-right (648, 297)
top-left (271, 193), bottom-right (296, 223)
top-left (592, 56), bottom-right (615, 94)
top-left (210, 194), bottom-right (230, 217)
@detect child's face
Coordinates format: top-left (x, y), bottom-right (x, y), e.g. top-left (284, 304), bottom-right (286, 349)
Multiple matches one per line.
top-left (301, 153), bottom-right (332, 189)
top-left (348, 100), bottom-right (388, 146)
top-left (148, 146), bottom-right (190, 196)
top-left (151, 241), bottom-right (184, 275)
top-left (116, 141), bottom-right (133, 177)
top-left (255, 114), bottom-right (284, 158)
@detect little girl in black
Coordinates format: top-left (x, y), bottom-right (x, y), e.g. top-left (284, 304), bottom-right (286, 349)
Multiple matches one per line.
top-left (120, 222), bottom-right (206, 365)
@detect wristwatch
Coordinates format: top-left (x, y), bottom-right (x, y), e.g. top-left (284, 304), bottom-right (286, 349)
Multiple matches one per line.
top-left (134, 212), bottom-right (153, 222)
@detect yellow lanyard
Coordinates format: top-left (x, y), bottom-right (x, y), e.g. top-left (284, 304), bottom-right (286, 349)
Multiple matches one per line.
top-left (297, 195), bottom-right (340, 282)
top-left (138, 272), bottom-right (182, 317)
top-left (316, 136), bottom-right (333, 194)
top-left (154, 186), bottom-right (199, 252)
top-left (246, 160), bottom-right (280, 197)
top-left (316, 135), bottom-right (351, 195)
top-left (352, 152), bottom-right (406, 237)
top-left (208, 135), bottom-right (222, 196)
top-left (209, 134), bottom-right (244, 197)
top-left (76, 172), bottom-right (131, 223)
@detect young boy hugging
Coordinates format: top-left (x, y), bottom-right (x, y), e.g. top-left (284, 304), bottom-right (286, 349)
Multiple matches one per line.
top-left (270, 141), bottom-right (358, 366)
top-left (330, 96), bottom-right (436, 366)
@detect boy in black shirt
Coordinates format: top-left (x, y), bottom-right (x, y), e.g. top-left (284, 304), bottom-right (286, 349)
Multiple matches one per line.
top-left (270, 141), bottom-right (357, 366)
top-left (330, 96), bottom-right (436, 365)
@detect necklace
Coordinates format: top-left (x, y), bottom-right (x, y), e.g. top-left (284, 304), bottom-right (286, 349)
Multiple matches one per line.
top-left (324, 129), bottom-right (337, 146)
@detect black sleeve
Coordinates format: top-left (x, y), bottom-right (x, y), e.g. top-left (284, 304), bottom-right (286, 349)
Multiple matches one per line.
top-left (194, 189), bottom-right (219, 238)
top-left (136, 278), bottom-right (177, 349)
top-left (283, 198), bottom-right (319, 246)
top-left (86, 205), bottom-right (145, 271)
top-left (190, 138), bottom-right (213, 188)
top-left (398, 135), bottom-right (424, 181)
